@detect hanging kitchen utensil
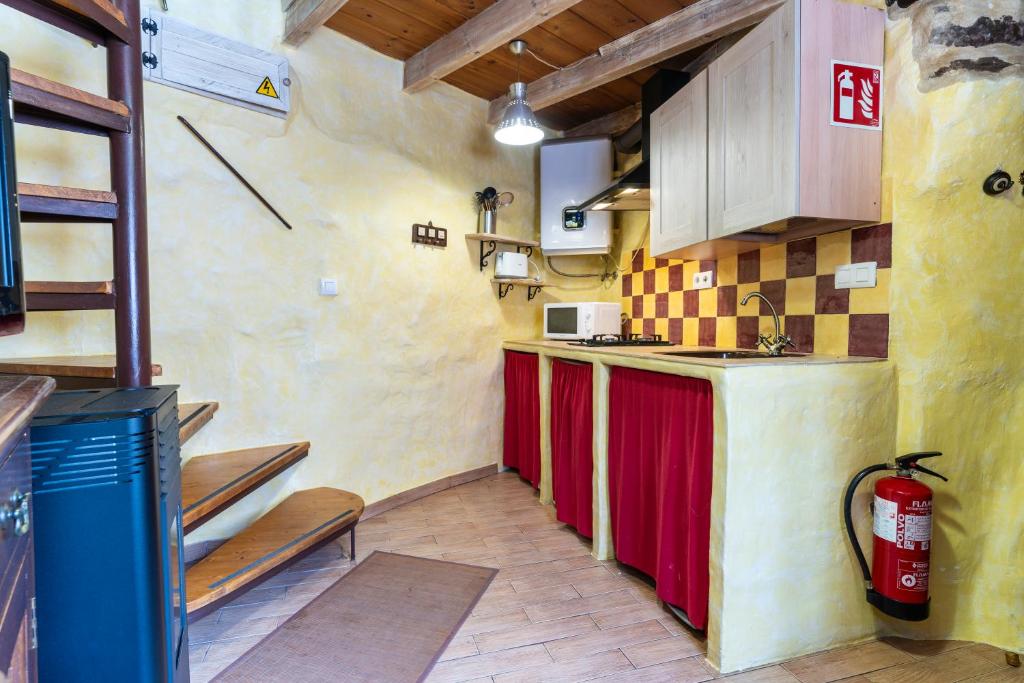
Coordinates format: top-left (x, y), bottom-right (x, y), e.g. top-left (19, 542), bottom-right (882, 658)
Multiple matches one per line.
top-left (497, 192), bottom-right (514, 208)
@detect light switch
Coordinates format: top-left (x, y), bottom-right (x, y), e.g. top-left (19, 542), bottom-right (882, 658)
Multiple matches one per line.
top-left (835, 262), bottom-right (877, 289)
top-left (693, 271), bottom-right (714, 290)
top-left (319, 278), bottom-right (339, 296)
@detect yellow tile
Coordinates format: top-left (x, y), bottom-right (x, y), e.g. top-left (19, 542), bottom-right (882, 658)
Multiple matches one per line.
top-left (667, 290), bottom-right (684, 318)
top-left (643, 249), bottom-right (657, 271)
top-left (630, 318), bottom-right (644, 335)
top-left (814, 314), bottom-right (850, 355)
top-left (643, 294), bottom-right (656, 319)
top-left (698, 288), bottom-right (717, 317)
top-left (737, 283), bottom-right (761, 316)
top-left (655, 267), bottom-right (669, 293)
top-left (817, 230), bottom-right (852, 275)
top-left (718, 255), bottom-right (738, 286)
top-left (850, 268), bottom-right (890, 314)
top-left (759, 315), bottom-right (783, 339)
top-left (621, 297), bottom-right (632, 316)
top-left (785, 276), bottom-right (816, 315)
top-left (760, 244), bottom-right (787, 281)
top-left (654, 318), bottom-right (669, 339)
top-left (717, 317), bottom-right (737, 349)
top-left (682, 318), bottom-right (698, 346)
top-left (682, 261), bottom-right (699, 290)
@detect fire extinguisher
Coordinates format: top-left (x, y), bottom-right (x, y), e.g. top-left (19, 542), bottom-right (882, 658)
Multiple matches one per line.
top-left (843, 451), bottom-right (948, 621)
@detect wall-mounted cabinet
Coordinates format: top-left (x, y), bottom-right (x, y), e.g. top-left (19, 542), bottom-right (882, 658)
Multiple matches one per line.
top-left (651, 0), bottom-right (884, 260)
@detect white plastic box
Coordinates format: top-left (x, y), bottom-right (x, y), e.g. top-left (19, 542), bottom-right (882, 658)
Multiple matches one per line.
top-left (540, 138), bottom-right (613, 255)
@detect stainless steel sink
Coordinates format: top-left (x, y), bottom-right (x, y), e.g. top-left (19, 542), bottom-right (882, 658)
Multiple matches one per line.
top-left (657, 350), bottom-right (807, 360)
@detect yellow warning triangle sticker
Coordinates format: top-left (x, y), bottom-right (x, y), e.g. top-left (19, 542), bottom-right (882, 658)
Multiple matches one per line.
top-left (256, 76), bottom-right (279, 99)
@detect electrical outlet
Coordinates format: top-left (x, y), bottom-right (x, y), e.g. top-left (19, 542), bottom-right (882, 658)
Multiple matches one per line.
top-left (692, 270), bottom-right (714, 290)
top-left (411, 222), bottom-right (447, 247)
top-left (319, 278), bottom-right (339, 296)
top-left (835, 262), bottom-right (877, 289)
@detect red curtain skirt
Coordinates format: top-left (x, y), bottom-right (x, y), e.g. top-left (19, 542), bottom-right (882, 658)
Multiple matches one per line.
top-left (503, 351), bottom-right (541, 489)
top-left (608, 367), bottom-right (714, 629)
top-left (551, 359), bottom-right (594, 538)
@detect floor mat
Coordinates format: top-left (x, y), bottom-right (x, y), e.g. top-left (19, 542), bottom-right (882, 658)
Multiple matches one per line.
top-left (213, 551), bottom-right (496, 683)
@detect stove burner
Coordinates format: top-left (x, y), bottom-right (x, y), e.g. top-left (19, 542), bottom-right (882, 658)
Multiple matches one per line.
top-left (568, 334), bottom-right (673, 347)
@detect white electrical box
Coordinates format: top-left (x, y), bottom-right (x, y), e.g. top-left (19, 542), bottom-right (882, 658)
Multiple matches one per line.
top-left (540, 138), bottom-right (613, 256)
top-left (142, 10), bottom-right (290, 118)
top-left (835, 261), bottom-right (878, 289)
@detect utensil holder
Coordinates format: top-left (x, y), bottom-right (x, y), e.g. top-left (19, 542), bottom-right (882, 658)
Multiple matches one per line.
top-left (480, 208), bottom-right (497, 235)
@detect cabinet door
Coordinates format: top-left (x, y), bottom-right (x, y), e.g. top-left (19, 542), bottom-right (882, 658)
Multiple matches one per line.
top-left (0, 431), bottom-right (36, 683)
top-left (707, 0), bottom-right (798, 238)
top-left (650, 70), bottom-right (708, 258)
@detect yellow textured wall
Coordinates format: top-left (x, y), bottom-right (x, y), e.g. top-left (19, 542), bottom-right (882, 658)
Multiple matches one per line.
top-left (0, 1), bottom-right (606, 543)
top-left (882, 18), bottom-right (1024, 653)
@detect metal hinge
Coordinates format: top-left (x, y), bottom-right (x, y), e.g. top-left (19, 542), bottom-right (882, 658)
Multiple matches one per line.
top-left (141, 17), bottom-right (159, 36)
top-left (30, 597), bottom-right (37, 650)
top-left (142, 52), bottom-right (159, 70)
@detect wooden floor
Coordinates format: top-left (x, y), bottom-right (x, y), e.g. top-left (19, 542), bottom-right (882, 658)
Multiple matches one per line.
top-left (188, 472), bottom-right (1020, 683)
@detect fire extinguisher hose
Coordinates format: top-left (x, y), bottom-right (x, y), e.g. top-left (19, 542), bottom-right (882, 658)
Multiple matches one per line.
top-left (843, 463), bottom-right (892, 584)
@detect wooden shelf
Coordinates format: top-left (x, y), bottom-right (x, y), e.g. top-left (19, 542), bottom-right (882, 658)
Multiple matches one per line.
top-left (12, 69), bottom-right (130, 135)
top-left (491, 278), bottom-right (545, 301)
top-left (7, 0), bottom-right (131, 44)
top-left (182, 443), bottom-right (311, 533)
top-left (25, 280), bottom-right (115, 311)
top-left (179, 402), bottom-right (219, 446)
top-left (0, 354), bottom-right (162, 379)
top-left (185, 487), bottom-right (364, 616)
top-left (465, 233), bottom-right (539, 248)
top-left (17, 183), bottom-right (118, 223)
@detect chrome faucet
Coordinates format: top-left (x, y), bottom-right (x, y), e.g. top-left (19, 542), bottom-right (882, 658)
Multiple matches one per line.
top-left (740, 291), bottom-right (795, 357)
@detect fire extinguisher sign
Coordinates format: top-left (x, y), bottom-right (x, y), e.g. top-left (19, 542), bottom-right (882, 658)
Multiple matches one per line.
top-left (830, 60), bottom-right (882, 130)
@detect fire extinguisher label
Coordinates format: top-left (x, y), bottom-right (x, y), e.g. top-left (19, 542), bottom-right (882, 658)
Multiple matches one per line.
top-left (897, 559), bottom-right (929, 592)
top-left (899, 513), bottom-right (932, 550)
top-left (873, 496), bottom-right (898, 542)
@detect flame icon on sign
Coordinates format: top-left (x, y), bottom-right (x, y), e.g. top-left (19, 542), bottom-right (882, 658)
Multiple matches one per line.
top-left (859, 78), bottom-right (875, 119)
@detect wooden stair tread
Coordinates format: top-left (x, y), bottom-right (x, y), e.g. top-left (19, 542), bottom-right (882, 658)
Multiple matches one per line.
top-left (17, 182), bottom-right (118, 222)
top-left (25, 281), bottom-right (113, 294)
top-left (12, 68), bottom-right (130, 133)
top-left (24, 280), bottom-right (115, 311)
top-left (17, 0), bottom-right (131, 43)
top-left (182, 442), bottom-right (311, 533)
top-left (185, 488), bottom-right (364, 614)
top-left (178, 402), bottom-right (219, 446)
top-left (0, 355), bottom-right (162, 379)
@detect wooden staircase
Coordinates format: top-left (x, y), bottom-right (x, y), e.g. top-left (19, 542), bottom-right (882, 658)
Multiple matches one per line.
top-left (3, 0), bottom-right (364, 622)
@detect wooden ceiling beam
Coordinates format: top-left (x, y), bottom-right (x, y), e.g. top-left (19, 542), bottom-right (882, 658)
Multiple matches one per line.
top-left (283, 0), bottom-right (350, 46)
top-left (562, 102), bottom-right (641, 138)
top-left (487, 0), bottom-right (783, 123)
top-left (403, 0), bottom-right (585, 93)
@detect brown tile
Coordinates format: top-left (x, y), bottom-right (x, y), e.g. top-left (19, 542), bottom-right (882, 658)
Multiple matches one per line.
top-left (718, 285), bottom-right (738, 317)
top-left (668, 318), bottom-right (683, 344)
top-left (737, 317), bottom-right (760, 349)
top-left (655, 257), bottom-right (670, 268)
top-left (631, 249), bottom-right (645, 272)
top-left (591, 604), bottom-right (673, 631)
top-left (738, 250), bottom-right (760, 283)
top-left (643, 270), bottom-right (655, 294)
top-left (699, 260), bottom-right (718, 286)
top-left (632, 295), bottom-right (643, 319)
top-left (684, 290), bottom-right (699, 317)
top-left (787, 237), bottom-right (817, 278)
top-left (545, 620), bottom-right (671, 662)
top-left (848, 314), bottom-right (889, 358)
top-left (655, 293), bottom-right (669, 318)
top-left (758, 279), bottom-right (787, 315)
top-left (511, 566), bottom-right (612, 593)
top-left (815, 274), bottom-right (849, 314)
top-left (474, 615), bottom-right (597, 654)
top-left (439, 635), bottom-right (479, 661)
top-left (622, 273), bottom-right (632, 298)
top-left (573, 574), bottom-right (635, 598)
top-left (498, 556), bottom-right (599, 581)
top-left (524, 590), bottom-right (636, 623)
top-left (493, 649), bottom-right (634, 683)
top-left (862, 645), bottom-right (1004, 683)
top-left (879, 637), bottom-right (974, 660)
top-left (723, 665), bottom-right (802, 682)
top-left (698, 318), bottom-right (717, 346)
top-left (473, 584), bottom-right (581, 617)
top-left (460, 609), bottom-right (532, 636)
top-left (963, 671), bottom-right (1024, 683)
top-left (428, 644), bottom-right (553, 682)
top-left (598, 655), bottom-right (714, 682)
top-left (643, 319), bottom-right (655, 338)
top-left (621, 634), bottom-right (705, 667)
top-left (669, 264), bottom-right (685, 291)
top-left (851, 223), bottom-right (892, 268)
top-left (784, 315), bottom-right (815, 353)
top-left (781, 641), bottom-right (914, 683)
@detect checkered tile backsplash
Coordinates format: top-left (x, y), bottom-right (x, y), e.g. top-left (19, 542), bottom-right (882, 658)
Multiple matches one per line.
top-left (621, 223), bottom-right (892, 357)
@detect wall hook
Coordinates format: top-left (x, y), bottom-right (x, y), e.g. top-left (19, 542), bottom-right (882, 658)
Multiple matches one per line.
top-left (982, 170), bottom-right (1018, 196)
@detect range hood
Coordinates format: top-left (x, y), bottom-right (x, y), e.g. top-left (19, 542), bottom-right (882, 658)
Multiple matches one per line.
top-left (578, 70), bottom-right (690, 212)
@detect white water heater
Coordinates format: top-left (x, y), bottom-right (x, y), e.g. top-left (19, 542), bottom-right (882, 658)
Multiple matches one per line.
top-left (540, 138), bottom-right (613, 255)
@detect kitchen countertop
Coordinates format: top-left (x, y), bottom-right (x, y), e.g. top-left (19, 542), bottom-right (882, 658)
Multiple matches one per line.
top-left (503, 339), bottom-right (884, 368)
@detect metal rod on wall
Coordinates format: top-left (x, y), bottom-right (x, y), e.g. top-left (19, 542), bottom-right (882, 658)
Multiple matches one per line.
top-left (176, 116), bottom-right (294, 231)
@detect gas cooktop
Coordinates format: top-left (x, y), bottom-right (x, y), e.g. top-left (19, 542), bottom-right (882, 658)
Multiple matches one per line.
top-left (568, 334), bottom-right (673, 347)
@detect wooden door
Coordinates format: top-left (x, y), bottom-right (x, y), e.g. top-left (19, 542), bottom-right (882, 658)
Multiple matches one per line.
top-left (650, 70), bottom-right (708, 259)
top-left (0, 430), bottom-right (35, 682)
top-left (707, 0), bottom-right (798, 238)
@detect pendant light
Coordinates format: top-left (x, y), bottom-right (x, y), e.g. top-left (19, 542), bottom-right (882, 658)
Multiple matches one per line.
top-left (494, 40), bottom-right (544, 146)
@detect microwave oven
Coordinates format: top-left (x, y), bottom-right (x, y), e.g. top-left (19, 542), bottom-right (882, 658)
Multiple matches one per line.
top-left (0, 52), bottom-right (25, 337)
top-left (544, 302), bottom-right (621, 340)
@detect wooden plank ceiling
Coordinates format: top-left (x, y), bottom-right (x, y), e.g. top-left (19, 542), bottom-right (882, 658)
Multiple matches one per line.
top-left (325, 0), bottom-right (704, 130)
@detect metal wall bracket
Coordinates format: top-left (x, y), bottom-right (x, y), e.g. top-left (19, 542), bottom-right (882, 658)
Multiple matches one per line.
top-left (527, 285), bottom-right (542, 301)
top-left (479, 240), bottom-right (497, 271)
top-left (516, 245), bottom-right (533, 258)
top-left (498, 283), bottom-right (515, 299)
